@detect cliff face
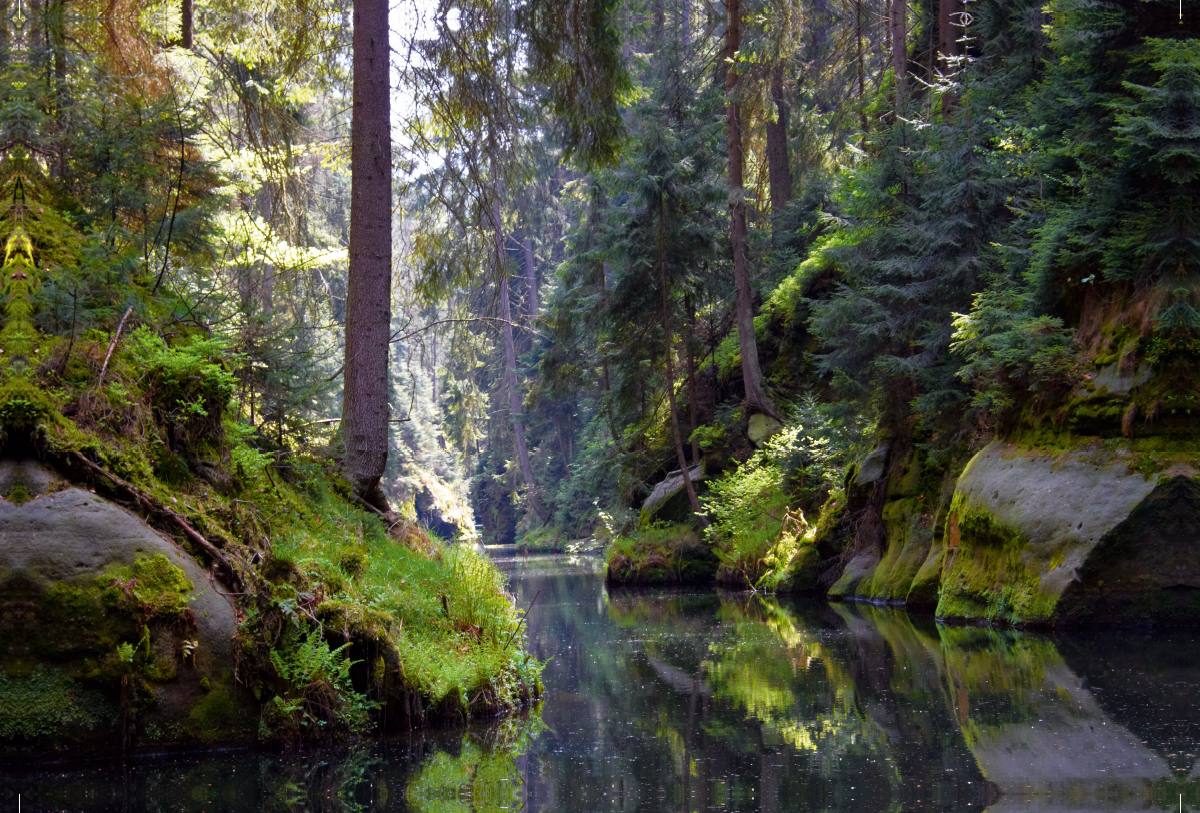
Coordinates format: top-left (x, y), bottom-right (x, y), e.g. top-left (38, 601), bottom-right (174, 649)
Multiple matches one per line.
top-left (807, 281), bottom-right (1200, 625)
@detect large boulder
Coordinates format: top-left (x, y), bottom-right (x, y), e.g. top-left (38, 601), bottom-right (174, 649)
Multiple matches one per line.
top-left (639, 465), bottom-right (705, 527)
top-left (937, 440), bottom-right (1200, 625)
top-left (0, 461), bottom-right (256, 756)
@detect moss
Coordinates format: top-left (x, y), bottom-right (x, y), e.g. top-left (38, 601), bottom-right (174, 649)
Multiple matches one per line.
top-left (763, 541), bottom-right (820, 593)
top-left (935, 498), bottom-right (1057, 624)
top-left (186, 678), bottom-right (246, 742)
top-left (102, 554), bottom-right (194, 621)
top-left (517, 524), bottom-right (566, 553)
top-left (338, 548), bottom-right (367, 580)
top-left (857, 496), bottom-right (935, 601)
top-left (906, 545), bottom-right (944, 607)
top-left (0, 665), bottom-right (118, 743)
top-left (605, 524), bottom-right (718, 585)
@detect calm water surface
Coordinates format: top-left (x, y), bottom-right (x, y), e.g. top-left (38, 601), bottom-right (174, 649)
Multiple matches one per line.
top-left (3, 549), bottom-right (1200, 812)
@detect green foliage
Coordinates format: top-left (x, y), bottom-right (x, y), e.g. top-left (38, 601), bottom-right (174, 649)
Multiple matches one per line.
top-left (605, 523), bottom-right (718, 584)
top-left (0, 666), bottom-right (115, 740)
top-left (126, 327), bottom-right (239, 445)
top-left (952, 287), bottom-right (1078, 427)
top-left (263, 630), bottom-right (375, 738)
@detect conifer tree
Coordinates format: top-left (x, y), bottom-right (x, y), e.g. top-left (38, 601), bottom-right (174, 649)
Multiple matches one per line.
top-left (342, 0), bottom-right (392, 509)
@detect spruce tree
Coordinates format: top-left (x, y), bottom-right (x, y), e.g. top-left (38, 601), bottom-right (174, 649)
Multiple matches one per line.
top-left (342, 0), bottom-right (392, 509)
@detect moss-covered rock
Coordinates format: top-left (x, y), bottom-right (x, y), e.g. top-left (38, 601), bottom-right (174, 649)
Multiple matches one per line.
top-left (937, 439), bottom-right (1199, 625)
top-left (638, 465), bottom-right (705, 528)
top-left (0, 461), bottom-right (256, 756)
top-left (605, 524), bottom-right (718, 585)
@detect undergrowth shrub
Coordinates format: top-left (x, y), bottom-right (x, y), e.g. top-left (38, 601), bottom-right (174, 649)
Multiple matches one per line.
top-left (704, 399), bottom-right (870, 588)
top-left (262, 630), bottom-right (375, 739)
top-left (605, 523), bottom-right (717, 584)
top-left (126, 327), bottom-right (239, 449)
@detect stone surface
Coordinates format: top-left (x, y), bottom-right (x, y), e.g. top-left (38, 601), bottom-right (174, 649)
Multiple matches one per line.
top-left (639, 465), bottom-right (704, 526)
top-left (0, 460), bottom-right (255, 754)
top-left (937, 440), bottom-right (1199, 624)
top-left (828, 552), bottom-right (880, 598)
top-left (747, 414), bottom-right (783, 447)
top-left (854, 442), bottom-right (891, 486)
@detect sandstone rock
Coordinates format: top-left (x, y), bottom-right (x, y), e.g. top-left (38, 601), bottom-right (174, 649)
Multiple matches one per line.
top-left (937, 440), bottom-right (1199, 624)
top-left (747, 414), bottom-right (783, 447)
top-left (0, 461), bottom-right (255, 755)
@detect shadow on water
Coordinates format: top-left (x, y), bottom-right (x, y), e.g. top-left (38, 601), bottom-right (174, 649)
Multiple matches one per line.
top-left (4, 549), bottom-right (1200, 811)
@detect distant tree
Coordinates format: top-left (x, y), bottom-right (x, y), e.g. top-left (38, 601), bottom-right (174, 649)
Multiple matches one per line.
top-left (724, 0), bottom-right (780, 419)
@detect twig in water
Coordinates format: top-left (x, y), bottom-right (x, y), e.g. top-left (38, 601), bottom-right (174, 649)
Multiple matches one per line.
top-left (501, 588), bottom-right (541, 654)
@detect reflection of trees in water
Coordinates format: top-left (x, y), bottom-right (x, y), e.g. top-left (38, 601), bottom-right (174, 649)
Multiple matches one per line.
top-left (405, 715), bottom-right (546, 813)
top-left (704, 595), bottom-right (992, 810)
top-left (14, 559), bottom-right (1200, 811)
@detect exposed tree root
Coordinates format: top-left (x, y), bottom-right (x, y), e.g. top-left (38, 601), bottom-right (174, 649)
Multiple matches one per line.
top-left (69, 451), bottom-right (246, 593)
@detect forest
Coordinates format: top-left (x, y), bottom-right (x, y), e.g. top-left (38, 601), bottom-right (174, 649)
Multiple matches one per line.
top-left (0, 0), bottom-right (1199, 762)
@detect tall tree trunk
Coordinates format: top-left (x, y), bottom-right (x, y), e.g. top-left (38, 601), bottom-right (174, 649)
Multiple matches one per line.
top-left (342, 0), bottom-right (392, 509)
top-left (495, 203), bottom-right (546, 522)
top-left (765, 63), bottom-right (792, 218)
top-left (682, 0), bottom-right (690, 46)
top-left (892, 0), bottom-right (907, 90)
top-left (724, 0), bottom-right (779, 420)
top-left (181, 0), bottom-right (193, 49)
top-left (685, 295), bottom-right (701, 465)
top-left (523, 235), bottom-right (539, 318)
top-left (660, 214), bottom-right (704, 520)
top-left (600, 262), bottom-right (621, 449)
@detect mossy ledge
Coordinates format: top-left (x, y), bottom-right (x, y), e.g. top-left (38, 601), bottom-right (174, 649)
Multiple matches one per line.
top-left (0, 451), bottom-right (542, 760)
top-left (0, 168), bottom-right (540, 758)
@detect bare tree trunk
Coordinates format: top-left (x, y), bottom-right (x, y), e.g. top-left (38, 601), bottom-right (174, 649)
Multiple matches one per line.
top-left (725, 0), bottom-right (779, 420)
top-left (685, 299), bottom-right (701, 465)
top-left (342, 0), bottom-right (392, 509)
top-left (495, 203), bottom-right (546, 522)
top-left (181, 0), bottom-right (193, 48)
top-left (523, 235), bottom-right (539, 318)
top-left (659, 216), bottom-right (704, 520)
top-left (765, 63), bottom-right (792, 218)
top-left (892, 0), bottom-right (907, 91)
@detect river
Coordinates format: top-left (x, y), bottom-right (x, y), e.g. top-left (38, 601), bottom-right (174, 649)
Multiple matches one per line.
top-left (3, 549), bottom-right (1200, 811)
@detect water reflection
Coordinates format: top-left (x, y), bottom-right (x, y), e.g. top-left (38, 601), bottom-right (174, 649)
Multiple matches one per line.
top-left (4, 551), bottom-right (1200, 811)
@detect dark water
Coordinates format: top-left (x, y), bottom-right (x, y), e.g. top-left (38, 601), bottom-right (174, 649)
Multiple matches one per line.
top-left (4, 550), bottom-right (1200, 812)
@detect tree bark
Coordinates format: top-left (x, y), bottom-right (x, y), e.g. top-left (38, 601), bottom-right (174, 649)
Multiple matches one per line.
top-left (685, 296), bottom-right (701, 465)
top-left (724, 0), bottom-right (779, 420)
top-left (599, 260), bottom-right (621, 449)
top-left (342, 0), bottom-right (392, 509)
top-left (523, 235), bottom-right (539, 318)
top-left (495, 204), bottom-right (546, 522)
top-left (181, 0), bottom-right (193, 49)
top-left (660, 215), bottom-right (704, 521)
top-left (939, 0), bottom-right (960, 63)
top-left (856, 0), bottom-right (865, 98)
top-left (765, 63), bottom-right (792, 218)
top-left (892, 0), bottom-right (907, 90)
top-left (682, 0), bottom-right (690, 46)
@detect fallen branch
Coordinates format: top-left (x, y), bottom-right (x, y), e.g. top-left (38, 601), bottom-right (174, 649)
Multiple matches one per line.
top-left (98, 304), bottom-right (134, 386)
top-left (71, 451), bottom-right (245, 593)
